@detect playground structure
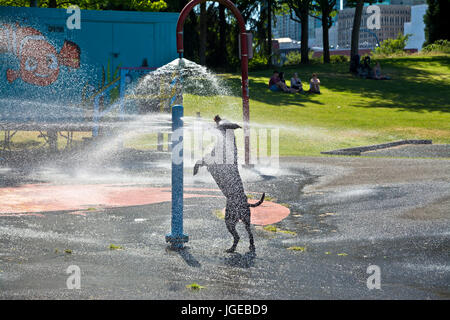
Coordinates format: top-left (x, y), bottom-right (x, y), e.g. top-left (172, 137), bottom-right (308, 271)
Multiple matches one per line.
top-left (0, 2), bottom-right (252, 251)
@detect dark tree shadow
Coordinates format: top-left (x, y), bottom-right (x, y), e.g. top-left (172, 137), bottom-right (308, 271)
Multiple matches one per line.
top-left (322, 56), bottom-right (450, 113)
top-left (243, 166), bottom-right (276, 181)
top-left (222, 76), bottom-right (325, 107)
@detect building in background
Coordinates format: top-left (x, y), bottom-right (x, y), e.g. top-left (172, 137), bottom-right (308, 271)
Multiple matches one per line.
top-left (272, 14), bottom-right (300, 41)
top-left (313, 23), bottom-right (339, 49)
top-left (404, 4), bottom-right (428, 50)
top-left (337, 5), bottom-right (411, 49)
top-left (271, 37), bottom-right (301, 65)
top-left (273, 1), bottom-right (427, 54)
top-left (391, 0), bottom-right (426, 4)
top-left (312, 1), bottom-right (340, 49)
top-left (272, 14), bottom-right (316, 47)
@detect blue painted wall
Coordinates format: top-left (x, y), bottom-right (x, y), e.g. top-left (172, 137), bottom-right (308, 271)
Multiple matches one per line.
top-left (0, 6), bottom-right (178, 124)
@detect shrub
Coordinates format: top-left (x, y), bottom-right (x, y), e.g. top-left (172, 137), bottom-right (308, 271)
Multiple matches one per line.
top-left (421, 39), bottom-right (450, 54)
top-left (284, 51), bottom-right (303, 66)
top-left (374, 33), bottom-right (411, 56)
top-left (329, 55), bottom-right (349, 63)
top-left (248, 54), bottom-right (269, 71)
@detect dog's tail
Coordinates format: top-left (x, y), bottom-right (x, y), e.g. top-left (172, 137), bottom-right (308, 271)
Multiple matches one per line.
top-left (248, 193), bottom-right (265, 207)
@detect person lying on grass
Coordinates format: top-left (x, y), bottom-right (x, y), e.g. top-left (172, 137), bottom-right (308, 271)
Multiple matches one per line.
top-left (307, 73), bottom-right (321, 94)
top-left (268, 70), bottom-right (298, 93)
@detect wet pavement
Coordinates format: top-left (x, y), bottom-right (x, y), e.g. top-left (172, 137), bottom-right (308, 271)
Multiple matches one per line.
top-left (0, 152), bottom-right (449, 299)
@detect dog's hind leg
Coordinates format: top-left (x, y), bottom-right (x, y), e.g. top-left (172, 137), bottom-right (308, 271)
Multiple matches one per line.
top-left (224, 206), bottom-right (240, 253)
top-left (225, 220), bottom-right (239, 253)
top-left (242, 211), bottom-right (255, 252)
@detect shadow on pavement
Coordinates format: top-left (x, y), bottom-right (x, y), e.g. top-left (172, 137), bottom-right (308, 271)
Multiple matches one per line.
top-left (223, 251), bottom-right (256, 268)
top-left (174, 247), bottom-right (201, 268)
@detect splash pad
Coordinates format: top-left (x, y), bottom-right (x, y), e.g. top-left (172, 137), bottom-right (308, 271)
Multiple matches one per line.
top-left (0, 1), bottom-right (290, 251)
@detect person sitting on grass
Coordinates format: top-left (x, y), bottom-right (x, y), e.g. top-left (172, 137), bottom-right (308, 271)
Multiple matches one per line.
top-left (279, 72), bottom-right (287, 84)
top-left (358, 56), bottom-right (374, 79)
top-left (307, 73), bottom-right (321, 94)
top-left (290, 72), bottom-right (303, 92)
top-left (268, 70), bottom-right (298, 93)
top-left (373, 62), bottom-right (391, 80)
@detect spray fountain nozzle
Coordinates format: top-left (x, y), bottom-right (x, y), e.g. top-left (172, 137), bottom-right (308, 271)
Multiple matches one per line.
top-left (178, 56), bottom-right (185, 69)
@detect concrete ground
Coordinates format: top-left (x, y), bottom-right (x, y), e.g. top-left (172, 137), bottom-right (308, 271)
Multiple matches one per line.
top-left (0, 151), bottom-right (449, 299)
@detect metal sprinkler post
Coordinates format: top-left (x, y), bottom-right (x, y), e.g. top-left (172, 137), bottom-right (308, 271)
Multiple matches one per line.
top-left (165, 104), bottom-right (188, 249)
top-left (166, 57), bottom-right (188, 249)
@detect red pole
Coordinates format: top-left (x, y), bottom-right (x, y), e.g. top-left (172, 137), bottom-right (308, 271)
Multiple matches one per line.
top-left (176, 0), bottom-right (251, 165)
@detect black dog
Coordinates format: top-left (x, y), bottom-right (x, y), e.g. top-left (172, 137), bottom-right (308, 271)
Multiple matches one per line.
top-left (194, 115), bottom-right (265, 253)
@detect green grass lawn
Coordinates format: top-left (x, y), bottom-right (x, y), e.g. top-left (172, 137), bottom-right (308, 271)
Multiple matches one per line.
top-left (183, 54), bottom-right (450, 156)
top-left (2, 54), bottom-right (449, 157)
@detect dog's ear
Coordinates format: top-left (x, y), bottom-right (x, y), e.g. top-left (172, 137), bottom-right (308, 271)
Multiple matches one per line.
top-left (193, 163), bottom-right (200, 176)
top-left (193, 160), bottom-right (203, 176)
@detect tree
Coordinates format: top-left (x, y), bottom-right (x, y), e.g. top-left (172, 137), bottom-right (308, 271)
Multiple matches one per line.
top-left (267, 0), bottom-right (272, 67)
top-left (346, 0), bottom-right (380, 71)
top-left (347, 0), bottom-right (363, 60)
top-left (0, 0), bottom-right (168, 11)
top-left (218, 4), bottom-right (227, 66)
top-left (310, 0), bottom-right (336, 64)
top-left (199, 2), bottom-right (207, 65)
top-left (424, 0), bottom-right (450, 46)
top-left (0, 0), bottom-right (33, 6)
top-left (284, 0), bottom-right (313, 64)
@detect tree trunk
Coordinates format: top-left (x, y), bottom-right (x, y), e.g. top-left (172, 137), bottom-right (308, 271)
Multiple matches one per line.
top-left (322, 14), bottom-right (330, 63)
top-left (199, 2), bottom-right (207, 65)
top-left (300, 7), bottom-right (309, 64)
top-left (350, 0), bottom-right (364, 59)
top-left (218, 5), bottom-right (227, 66)
top-left (267, 0), bottom-right (272, 67)
top-left (48, 0), bottom-right (57, 8)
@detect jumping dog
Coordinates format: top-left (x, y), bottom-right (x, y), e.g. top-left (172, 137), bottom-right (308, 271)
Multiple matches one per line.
top-left (194, 115), bottom-right (265, 253)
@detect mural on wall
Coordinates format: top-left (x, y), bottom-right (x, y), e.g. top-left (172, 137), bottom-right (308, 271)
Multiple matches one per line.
top-left (0, 23), bottom-right (81, 87)
top-left (0, 7), bottom-right (178, 125)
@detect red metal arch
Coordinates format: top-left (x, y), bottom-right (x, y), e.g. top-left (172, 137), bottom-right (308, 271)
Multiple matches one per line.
top-left (176, 0), bottom-right (250, 165)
